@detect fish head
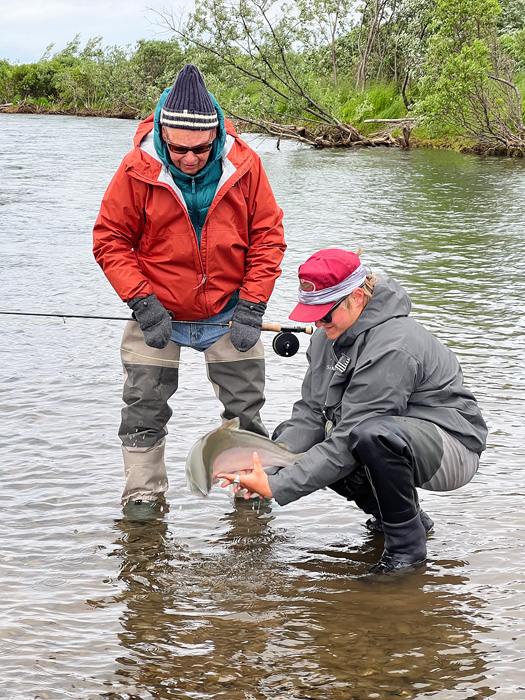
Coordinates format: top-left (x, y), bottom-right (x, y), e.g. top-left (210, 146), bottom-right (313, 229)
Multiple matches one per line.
top-left (185, 418), bottom-right (241, 496)
top-left (185, 434), bottom-right (210, 496)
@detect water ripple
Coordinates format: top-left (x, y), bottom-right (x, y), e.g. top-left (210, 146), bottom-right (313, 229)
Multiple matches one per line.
top-left (1, 114), bottom-right (524, 699)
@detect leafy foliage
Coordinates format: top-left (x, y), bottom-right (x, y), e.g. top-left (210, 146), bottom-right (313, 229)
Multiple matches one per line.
top-left (0, 36), bottom-right (185, 116)
top-left (497, 0), bottom-right (525, 33)
top-left (415, 0), bottom-right (524, 150)
top-left (0, 0), bottom-right (523, 153)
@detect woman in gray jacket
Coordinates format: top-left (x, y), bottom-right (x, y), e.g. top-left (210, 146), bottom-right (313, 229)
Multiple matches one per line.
top-left (218, 248), bottom-right (488, 574)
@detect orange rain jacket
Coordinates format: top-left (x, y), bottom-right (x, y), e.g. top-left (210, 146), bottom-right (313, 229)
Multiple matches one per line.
top-left (93, 116), bottom-right (285, 321)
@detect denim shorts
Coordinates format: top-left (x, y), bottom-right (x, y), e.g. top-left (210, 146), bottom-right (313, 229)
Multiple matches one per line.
top-left (169, 307), bottom-right (235, 351)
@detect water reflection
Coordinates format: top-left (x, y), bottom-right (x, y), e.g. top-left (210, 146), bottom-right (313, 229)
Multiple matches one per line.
top-left (107, 506), bottom-right (493, 700)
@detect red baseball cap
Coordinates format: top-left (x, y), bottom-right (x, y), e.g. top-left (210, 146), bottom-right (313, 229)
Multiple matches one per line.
top-left (289, 249), bottom-right (365, 322)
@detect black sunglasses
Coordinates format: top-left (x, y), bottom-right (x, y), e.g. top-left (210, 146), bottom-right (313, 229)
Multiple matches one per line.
top-left (319, 296), bottom-right (347, 324)
top-left (164, 139), bottom-right (214, 155)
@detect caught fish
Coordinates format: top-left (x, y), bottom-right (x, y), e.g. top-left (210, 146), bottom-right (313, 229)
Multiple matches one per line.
top-left (185, 418), bottom-right (301, 496)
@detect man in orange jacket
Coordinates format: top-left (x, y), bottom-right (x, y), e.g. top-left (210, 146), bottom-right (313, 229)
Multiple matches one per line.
top-left (93, 65), bottom-right (286, 518)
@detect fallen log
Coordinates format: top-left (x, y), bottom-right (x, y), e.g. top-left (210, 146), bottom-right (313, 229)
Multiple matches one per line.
top-left (229, 114), bottom-right (400, 149)
top-left (364, 117), bottom-right (416, 149)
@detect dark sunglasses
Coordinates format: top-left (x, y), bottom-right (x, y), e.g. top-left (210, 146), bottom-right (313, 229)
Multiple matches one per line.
top-left (319, 296), bottom-right (347, 324)
top-left (165, 140), bottom-right (214, 155)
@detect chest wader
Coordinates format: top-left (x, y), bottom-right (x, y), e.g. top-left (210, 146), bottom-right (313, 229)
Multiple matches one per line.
top-left (119, 321), bottom-right (267, 505)
top-left (348, 415), bottom-right (479, 573)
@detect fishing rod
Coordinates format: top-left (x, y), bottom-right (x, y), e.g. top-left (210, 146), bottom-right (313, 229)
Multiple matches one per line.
top-left (0, 311), bottom-right (313, 357)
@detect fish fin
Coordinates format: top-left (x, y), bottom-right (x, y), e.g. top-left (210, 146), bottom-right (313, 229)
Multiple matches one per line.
top-left (222, 417), bottom-right (241, 430)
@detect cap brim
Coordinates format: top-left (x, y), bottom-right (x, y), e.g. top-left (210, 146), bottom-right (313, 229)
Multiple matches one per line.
top-left (288, 302), bottom-right (334, 323)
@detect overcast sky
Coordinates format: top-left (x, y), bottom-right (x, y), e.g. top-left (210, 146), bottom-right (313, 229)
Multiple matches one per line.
top-left (1, 0), bottom-right (189, 64)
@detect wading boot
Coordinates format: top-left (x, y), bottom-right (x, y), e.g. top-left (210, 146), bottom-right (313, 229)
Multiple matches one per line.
top-left (368, 512), bottom-right (427, 575)
top-left (365, 508), bottom-right (434, 535)
top-left (122, 498), bottom-right (168, 523)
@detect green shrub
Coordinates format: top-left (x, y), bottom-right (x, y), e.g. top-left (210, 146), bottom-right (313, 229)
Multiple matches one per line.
top-left (500, 29), bottom-right (525, 70)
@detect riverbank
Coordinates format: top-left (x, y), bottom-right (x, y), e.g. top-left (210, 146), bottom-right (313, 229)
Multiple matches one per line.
top-left (0, 101), bottom-right (139, 120)
top-left (2, 101), bottom-right (523, 157)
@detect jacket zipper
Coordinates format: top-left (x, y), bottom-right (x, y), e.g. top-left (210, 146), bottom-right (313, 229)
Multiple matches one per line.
top-left (191, 176), bottom-right (207, 290)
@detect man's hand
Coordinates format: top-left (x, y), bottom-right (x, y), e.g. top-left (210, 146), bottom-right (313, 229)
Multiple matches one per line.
top-left (217, 451), bottom-right (274, 499)
top-left (229, 299), bottom-right (266, 352)
top-left (128, 294), bottom-right (173, 349)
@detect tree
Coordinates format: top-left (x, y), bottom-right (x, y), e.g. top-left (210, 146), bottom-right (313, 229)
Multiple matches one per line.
top-left (383, 0), bottom-right (434, 106)
top-left (356, 0), bottom-right (394, 92)
top-left (0, 60), bottom-right (14, 103)
top-left (148, 0), bottom-right (392, 146)
top-left (417, 0), bottom-right (525, 153)
top-left (295, 0), bottom-right (356, 86)
top-left (130, 38), bottom-right (185, 87)
top-left (10, 62), bottom-right (61, 100)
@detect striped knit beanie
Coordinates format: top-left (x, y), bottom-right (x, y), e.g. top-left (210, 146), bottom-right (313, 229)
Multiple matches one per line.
top-left (160, 64), bottom-right (219, 131)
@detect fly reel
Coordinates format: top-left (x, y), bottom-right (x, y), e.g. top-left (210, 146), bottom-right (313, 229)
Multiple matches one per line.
top-left (272, 331), bottom-right (300, 357)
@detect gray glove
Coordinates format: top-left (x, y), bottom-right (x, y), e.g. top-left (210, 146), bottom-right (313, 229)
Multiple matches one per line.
top-left (128, 294), bottom-right (173, 349)
top-left (229, 299), bottom-right (267, 352)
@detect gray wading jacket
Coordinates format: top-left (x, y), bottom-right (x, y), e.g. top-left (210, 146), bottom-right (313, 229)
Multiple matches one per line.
top-left (268, 275), bottom-right (488, 506)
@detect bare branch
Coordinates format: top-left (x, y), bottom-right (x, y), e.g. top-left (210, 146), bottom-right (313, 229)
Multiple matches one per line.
top-left (488, 74), bottom-right (524, 133)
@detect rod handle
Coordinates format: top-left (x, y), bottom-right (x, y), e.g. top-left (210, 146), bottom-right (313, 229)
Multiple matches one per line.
top-left (264, 323), bottom-right (314, 335)
top-left (229, 321), bottom-right (314, 335)
top-left (262, 322), bottom-right (286, 333)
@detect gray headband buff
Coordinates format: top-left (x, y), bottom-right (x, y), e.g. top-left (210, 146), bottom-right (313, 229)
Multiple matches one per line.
top-left (160, 64), bottom-right (219, 130)
top-left (297, 265), bottom-right (368, 305)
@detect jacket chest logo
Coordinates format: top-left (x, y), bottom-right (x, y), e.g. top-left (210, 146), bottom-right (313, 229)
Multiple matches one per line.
top-left (334, 353), bottom-right (351, 373)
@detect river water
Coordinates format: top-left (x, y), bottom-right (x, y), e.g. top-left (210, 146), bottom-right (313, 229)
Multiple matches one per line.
top-left (1, 113), bottom-right (524, 699)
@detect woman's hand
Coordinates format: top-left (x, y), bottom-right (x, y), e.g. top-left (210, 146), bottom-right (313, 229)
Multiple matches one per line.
top-left (217, 451), bottom-right (274, 499)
